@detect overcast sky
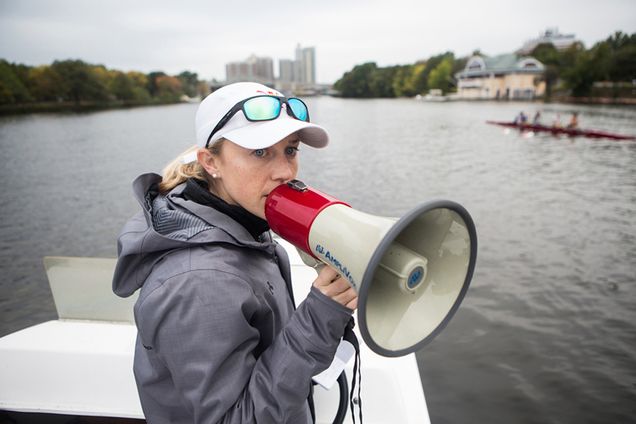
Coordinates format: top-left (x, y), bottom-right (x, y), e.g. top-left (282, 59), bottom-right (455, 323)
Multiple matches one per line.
top-left (1, 0), bottom-right (634, 84)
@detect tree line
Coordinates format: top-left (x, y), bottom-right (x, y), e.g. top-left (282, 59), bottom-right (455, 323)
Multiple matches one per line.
top-left (333, 52), bottom-right (464, 98)
top-left (0, 59), bottom-right (207, 108)
top-left (1, 30), bottom-right (633, 107)
top-left (334, 31), bottom-right (636, 100)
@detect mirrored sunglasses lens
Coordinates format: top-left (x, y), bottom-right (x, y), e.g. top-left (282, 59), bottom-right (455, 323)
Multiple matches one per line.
top-left (243, 97), bottom-right (280, 120)
top-left (288, 98), bottom-right (309, 121)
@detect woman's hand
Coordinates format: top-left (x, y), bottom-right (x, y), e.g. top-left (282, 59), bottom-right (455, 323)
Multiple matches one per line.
top-left (312, 266), bottom-right (358, 310)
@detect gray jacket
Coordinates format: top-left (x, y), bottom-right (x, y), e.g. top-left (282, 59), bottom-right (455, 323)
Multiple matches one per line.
top-left (113, 173), bottom-right (353, 424)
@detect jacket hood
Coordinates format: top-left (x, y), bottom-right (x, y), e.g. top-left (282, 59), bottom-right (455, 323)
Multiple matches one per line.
top-left (112, 173), bottom-right (275, 297)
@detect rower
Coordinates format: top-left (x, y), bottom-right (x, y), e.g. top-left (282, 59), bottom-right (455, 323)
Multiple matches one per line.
top-left (513, 111), bottom-right (528, 125)
top-left (566, 112), bottom-right (579, 129)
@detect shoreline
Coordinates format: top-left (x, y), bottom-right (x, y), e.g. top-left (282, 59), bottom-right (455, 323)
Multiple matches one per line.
top-left (0, 100), bottom-right (185, 116)
top-left (1, 96), bottom-right (635, 116)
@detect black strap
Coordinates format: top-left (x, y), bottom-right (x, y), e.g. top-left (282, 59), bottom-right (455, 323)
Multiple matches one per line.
top-left (308, 382), bottom-right (316, 422)
top-left (342, 317), bottom-right (363, 424)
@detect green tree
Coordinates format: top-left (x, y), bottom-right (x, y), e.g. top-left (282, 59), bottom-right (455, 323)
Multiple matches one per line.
top-left (0, 60), bottom-right (33, 103)
top-left (427, 57), bottom-right (454, 94)
top-left (531, 43), bottom-right (561, 99)
top-left (604, 31), bottom-right (636, 82)
top-left (368, 66), bottom-right (399, 97)
top-left (108, 71), bottom-right (137, 101)
top-left (590, 42), bottom-right (613, 82)
top-left (27, 65), bottom-right (66, 101)
top-left (561, 48), bottom-right (596, 96)
top-left (392, 65), bottom-right (415, 97)
top-left (9, 62), bottom-right (32, 95)
top-left (126, 72), bottom-right (151, 102)
top-left (177, 71), bottom-right (199, 97)
top-left (334, 62), bottom-right (377, 97)
top-left (127, 71), bottom-right (147, 88)
top-left (408, 62), bottom-right (428, 95)
top-left (146, 71), bottom-right (167, 97)
top-left (50, 60), bottom-right (109, 102)
top-left (408, 52), bottom-right (456, 96)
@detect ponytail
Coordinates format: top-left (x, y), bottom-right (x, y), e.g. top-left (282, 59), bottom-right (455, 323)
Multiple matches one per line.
top-left (158, 140), bottom-right (224, 194)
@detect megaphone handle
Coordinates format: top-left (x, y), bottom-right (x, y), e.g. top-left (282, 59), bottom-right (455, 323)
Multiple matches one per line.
top-left (297, 248), bottom-right (363, 422)
top-left (296, 247), bottom-right (324, 271)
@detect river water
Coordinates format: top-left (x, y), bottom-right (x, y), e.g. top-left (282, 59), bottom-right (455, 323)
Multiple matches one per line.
top-left (0, 98), bottom-right (634, 423)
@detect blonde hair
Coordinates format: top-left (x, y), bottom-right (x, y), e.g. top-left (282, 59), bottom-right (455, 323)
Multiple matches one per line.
top-left (158, 140), bottom-right (224, 194)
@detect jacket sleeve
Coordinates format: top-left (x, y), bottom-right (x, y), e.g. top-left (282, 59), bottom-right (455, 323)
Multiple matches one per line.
top-left (136, 268), bottom-right (352, 424)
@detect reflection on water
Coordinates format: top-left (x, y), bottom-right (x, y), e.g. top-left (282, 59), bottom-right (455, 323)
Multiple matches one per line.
top-left (1, 99), bottom-right (635, 423)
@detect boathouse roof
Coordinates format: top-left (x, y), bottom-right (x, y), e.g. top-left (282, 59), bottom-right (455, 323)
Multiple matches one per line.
top-left (456, 53), bottom-right (544, 79)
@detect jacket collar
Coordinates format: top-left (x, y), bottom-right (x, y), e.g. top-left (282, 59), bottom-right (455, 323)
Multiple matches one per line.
top-left (132, 173), bottom-right (275, 251)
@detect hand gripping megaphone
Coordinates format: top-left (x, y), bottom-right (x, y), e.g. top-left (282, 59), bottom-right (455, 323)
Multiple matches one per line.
top-left (265, 180), bottom-right (477, 357)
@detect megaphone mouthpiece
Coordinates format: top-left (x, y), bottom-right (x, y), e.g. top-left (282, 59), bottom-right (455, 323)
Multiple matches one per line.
top-left (265, 180), bottom-right (349, 259)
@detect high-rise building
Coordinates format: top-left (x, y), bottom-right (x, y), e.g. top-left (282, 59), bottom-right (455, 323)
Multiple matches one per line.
top-left (252, 55), bottom-right (274, 83)
top-left (291, 44), bottom-right (316, 84)
top-left (225, 55), bottom-right (274, 85)
top-left (294, 44), bottom-right (304, 83)
top-left (300, 46), bottom-right (316, 84)
top-left (278, 59), bottom-right (295, 83)
top-left (225, 45), bottom-right (316, 93)
top-left (225, 62), bottom-right (250, 82)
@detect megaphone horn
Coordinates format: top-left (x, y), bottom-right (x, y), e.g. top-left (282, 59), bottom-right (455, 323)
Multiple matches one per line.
top-left (265, 180), bottom-right (477, 357)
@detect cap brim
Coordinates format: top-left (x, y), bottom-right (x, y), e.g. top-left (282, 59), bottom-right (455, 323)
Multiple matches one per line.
top-left (220, 114), bottom-right (329, 150)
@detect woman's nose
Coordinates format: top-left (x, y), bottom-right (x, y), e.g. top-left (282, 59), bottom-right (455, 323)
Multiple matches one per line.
top-left (271, 156), bottom-right (295, 182)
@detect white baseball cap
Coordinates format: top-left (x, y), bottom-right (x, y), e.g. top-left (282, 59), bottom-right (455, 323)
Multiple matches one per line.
top-left (195, 82), bottom-right (329, 151)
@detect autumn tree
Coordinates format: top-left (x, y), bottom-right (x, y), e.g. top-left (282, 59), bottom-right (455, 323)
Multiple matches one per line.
top-left (155, 75), bottom-right (183, 101)
top-left (0, 59), bottom-right (202, 107)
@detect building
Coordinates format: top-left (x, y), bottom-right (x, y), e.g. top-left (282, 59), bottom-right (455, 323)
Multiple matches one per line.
top-left (275, 44), bottom-right (317, 94)
top-left (517, 28), bottom-right (578, 55)
top-left (224, 45), bottom-right (317, 94)
top-left (278, 59), bottom-right (295, 83)
top-left (455, 54), bottom-right (546, 100)
top-left (225, 55), bottom-right (274, 85)
top-left (295, 44), bottom-right (316, 84)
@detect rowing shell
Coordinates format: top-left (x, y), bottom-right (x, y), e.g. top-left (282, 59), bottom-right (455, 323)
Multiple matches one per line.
top-left (486, 121), bottom-right (636, 141)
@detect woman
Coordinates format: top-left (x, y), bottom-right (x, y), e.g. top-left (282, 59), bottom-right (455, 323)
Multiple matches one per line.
top-left (112, 82), bottom-right (357, 423)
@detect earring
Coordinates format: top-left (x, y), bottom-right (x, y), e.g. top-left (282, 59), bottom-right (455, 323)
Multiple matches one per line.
top-left (212, 173), bottom-right (218, 179)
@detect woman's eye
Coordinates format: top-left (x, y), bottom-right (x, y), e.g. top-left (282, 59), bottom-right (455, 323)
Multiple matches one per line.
top-left (286, 147), bottom-right (299, 156)
top-left (253, 149), bottom-right (266, 157)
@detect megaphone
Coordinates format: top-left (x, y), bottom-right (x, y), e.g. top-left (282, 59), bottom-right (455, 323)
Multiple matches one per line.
top-left (265, 180), bottom-right (477, 357)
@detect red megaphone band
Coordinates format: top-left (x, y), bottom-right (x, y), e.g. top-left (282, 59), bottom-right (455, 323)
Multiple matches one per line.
top-left (265, 180), bottom-right (349, 256)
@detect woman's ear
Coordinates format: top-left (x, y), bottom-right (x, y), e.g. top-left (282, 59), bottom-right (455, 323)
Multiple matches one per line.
top-left (197, 149), bottom-right (220, 177)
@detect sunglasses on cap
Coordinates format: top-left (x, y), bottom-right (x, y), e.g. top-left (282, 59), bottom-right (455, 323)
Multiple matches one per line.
top-left (205, 95), bottom-right (310, 148)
